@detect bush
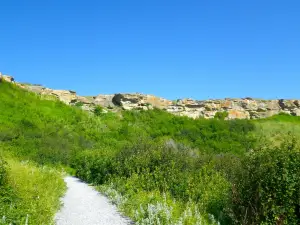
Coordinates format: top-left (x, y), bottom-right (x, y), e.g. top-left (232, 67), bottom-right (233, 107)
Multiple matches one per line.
top-left (82, 137), bottom-right (232, 223)
top-left (214, 111), bottom-right (229, 120)
top-left (231, 135), bottom-right (300, 224)
top-left (74, 149), bottom-right (115, 184)
top-left (94, 106), bottom-right (104, 116)
top-left (74, 101), bottom-right (84, 107)
top-left (0, 157), bottom-right (7, 186)
top-left (121, 109), bottom-right (256, 155)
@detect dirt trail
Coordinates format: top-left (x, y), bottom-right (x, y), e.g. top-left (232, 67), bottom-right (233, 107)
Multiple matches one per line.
top-left (55, 176), bottom-right (132, 225)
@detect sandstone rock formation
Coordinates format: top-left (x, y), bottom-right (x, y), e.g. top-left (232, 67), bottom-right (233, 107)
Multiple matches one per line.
top-left (2, 72), bottom-right (300, 120)
top-left (0, 73), bottom-right (15, 83)
top-left (112, 93), bottom-right (171, 110)
top-left (94, 95), bottom-right (115, 108)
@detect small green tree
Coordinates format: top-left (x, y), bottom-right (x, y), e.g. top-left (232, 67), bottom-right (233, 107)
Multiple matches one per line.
top-left (75, 101), bottom-right (84, 107)
top-left (214, 111), bottom-right (229, 120)
top-left (94, 105), bottom-right (104, 116)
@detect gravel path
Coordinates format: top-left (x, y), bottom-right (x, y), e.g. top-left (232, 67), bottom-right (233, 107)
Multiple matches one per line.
top-left (55, 176), bottom-right (132, 225)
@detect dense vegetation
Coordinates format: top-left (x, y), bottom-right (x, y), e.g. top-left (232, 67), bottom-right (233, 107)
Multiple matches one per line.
top-left (0, 154), bottom-right (65, 224)
top-left (1, 80), bottom-right (300, 224)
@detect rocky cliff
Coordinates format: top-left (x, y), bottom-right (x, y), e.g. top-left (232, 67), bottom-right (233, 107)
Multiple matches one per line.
top-left (1, 72), bottom-right (300, 119)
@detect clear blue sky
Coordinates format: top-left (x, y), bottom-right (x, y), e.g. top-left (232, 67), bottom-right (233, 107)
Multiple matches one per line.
top-left (0, 0), bottom-right (299, 100)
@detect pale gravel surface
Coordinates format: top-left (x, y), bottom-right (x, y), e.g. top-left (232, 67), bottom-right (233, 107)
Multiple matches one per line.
top-left (55, 176), bottom-right (132, 225)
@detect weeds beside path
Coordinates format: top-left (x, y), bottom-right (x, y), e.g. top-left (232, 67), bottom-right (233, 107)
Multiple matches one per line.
top-left (0, 156), bottom-right (65, 225)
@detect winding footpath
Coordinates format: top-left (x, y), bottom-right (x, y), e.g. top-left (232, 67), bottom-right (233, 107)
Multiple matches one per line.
top-left (55, 176), bottom-right (132, 225)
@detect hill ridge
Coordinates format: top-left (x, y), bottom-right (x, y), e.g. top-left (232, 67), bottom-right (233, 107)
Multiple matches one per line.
top-left (1, 72), bottom-right (300, 119)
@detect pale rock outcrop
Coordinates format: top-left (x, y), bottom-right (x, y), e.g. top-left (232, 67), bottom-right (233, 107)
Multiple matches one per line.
top-left (94, 95), bottom-right (115, 108)
top-left (293, 109), bottom-right (300, 116)
top-left (3, 72), bottom-right (300, 120)
top-left (76, 96), bottom-right (92, 105)
top-left (227, 110), bottom-right (250, 120)
top-left (112, 93), bottom-right (170, 110)
top-left (47, 90), bottom-right (77, 104)
top-left (1, 74), bottom-right (15, 83)
top-left (112, 94), bottom-right (141, 110)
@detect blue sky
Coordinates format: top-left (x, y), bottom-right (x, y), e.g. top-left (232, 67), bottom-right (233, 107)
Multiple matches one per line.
top-left (0, 0), bottom-right (299, 100)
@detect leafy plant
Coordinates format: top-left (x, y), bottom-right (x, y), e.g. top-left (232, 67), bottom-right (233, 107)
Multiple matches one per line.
top-left (231, 134), bottom-right (300, 224)
top-left (214, 111), bottom-right (229, 120)
top-left (74, 101), bottom-right (84, 107)
top-left (0, 157), bottom-right (7, 186)
top-left (94, 105), bottom-right (104, 116)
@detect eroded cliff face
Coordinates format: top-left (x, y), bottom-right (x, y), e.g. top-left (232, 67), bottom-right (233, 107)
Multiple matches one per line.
top-left (1, 72), bottom-right (300, 119)
top-left (166, 98), bottom-right (300, 119)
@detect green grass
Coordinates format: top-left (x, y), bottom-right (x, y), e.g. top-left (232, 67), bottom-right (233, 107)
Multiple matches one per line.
top-left (254, 113), bottom-right (300, 148)
top-left (0, 81), bottom-right (106, 165)
top-left (0, 155), bottom-right (65, 225)
top-left (261, 112), bottom-right (300, 123)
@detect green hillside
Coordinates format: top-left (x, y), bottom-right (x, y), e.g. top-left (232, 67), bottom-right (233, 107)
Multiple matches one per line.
top-left (1, 80), bottom-right (300, 224)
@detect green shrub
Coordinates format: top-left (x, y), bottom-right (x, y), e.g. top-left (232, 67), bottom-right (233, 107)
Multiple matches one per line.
top-left (74, 149), bottom-right (115, 184)
top-left (79, 137), bottom-right (232, 223)
top-left (94, 105), bottom-right (104, 116)
top-left (74, 101), bottom-right (84, 107)
top-left (121, 109), bottom-right (256, 155)
top-left (231, 135), bottom-right (300, 224)
top-left (0, 157), bottom-right (7, 186)
top-left (214, 111), bottom-right (229, 120)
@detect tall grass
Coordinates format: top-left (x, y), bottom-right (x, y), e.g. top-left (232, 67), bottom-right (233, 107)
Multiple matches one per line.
top-left (255, 114), bottom-right (300, 148)
top-left (0, 155), bottom-right (65, 225)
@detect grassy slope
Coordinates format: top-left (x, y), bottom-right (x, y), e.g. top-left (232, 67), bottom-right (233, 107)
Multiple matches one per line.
top-left (0, 81), bottom-right (254, 224)
top-left (254, 113), bottom-right (300, 148)
top-left (0, 81), bottom-right (88, 224)
top-left (1, 81), bottom-right (300, 224)
top-left (0, 81), bottom-right (123, 223)
top-left (0, 155), bottom-right (65, 225)
top-left (0, 81), bottom-right (103, 164)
